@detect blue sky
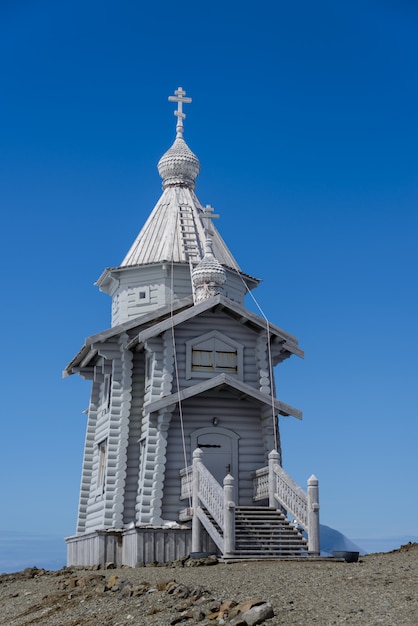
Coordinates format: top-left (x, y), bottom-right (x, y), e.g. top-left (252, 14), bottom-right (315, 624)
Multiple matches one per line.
top-left (1, 0), bottom-right (417, 571)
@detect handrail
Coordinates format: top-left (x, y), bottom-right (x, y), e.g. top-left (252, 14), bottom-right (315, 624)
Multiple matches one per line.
top-left (196, 507), bottom-right (224, 552)
top-left (196, 462), bottom-right (224, 529)
top-left (272, 464), bottom-right (308, 529)
top-left (253, 466), bottom-right (269, 501)
top-left (253, 461), bottom-right (308, 530)
top-left (183, 449), bottom-right (318, 557)
top-left (193, 456), bottom-right (225, 552)
top-left (183, 449), bottom-right (235, 556)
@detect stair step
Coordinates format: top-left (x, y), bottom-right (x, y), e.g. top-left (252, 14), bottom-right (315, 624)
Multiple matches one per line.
top-left (236, 533), bottom-right (298, 536)
top-left (233, 505), bottom-right (308, 559)
top-left (232, 548), bottom-right (307, 559)
top-left (232, 548), bottom-right (304, 557)
top-left (236, 515), bottom-right (288, 520)
top-left (198, 503), bottom-right (308, 560)
top-left (236, 524), bottom-right (296, 529)
top-left (235, 537), bottom-right (304, 546)
top-left (235, 537), bottom-right (301, 545)
top-left (237, 529), bottom-right (301, 532)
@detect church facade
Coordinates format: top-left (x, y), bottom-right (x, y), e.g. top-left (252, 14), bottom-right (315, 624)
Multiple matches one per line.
top-left (65, 88), bottom-right (319, 566)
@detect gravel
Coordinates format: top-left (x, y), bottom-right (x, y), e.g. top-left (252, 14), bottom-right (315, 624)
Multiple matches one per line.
top-left (0, 543), bottom-right (417, 625)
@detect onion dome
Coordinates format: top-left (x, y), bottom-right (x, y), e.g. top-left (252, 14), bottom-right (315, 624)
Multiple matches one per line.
top-left (192, 238), bottom-right (226, 303)
top-left (158, 136), bottom-right (200, 189)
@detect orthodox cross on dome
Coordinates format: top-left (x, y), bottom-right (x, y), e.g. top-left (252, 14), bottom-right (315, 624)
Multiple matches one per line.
top-left (201, 204), bottom-right (220, 236)
top-left (168, 86), bottom-right (192, 137)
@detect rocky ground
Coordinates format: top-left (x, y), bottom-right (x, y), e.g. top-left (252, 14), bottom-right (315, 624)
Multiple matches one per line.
top-left (0, 543), bottom-right (417, 625)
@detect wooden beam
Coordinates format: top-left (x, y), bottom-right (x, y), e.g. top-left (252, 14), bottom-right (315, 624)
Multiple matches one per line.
top-left (144, 372), bottom-right (302, 419)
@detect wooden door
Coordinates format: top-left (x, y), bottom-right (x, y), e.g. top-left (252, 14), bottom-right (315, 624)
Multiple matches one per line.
top-left (197, 431), bottom-right (233, 486)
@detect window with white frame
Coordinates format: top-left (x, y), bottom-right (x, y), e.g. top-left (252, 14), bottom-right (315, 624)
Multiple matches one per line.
top-left (97, 439), bottom-right (107, 495)
top-left (103, 373), bottom-right (112, 409)
top-left (145, 353), bottom-right (154, 390)
top-left (128, 285), bottom-right (150, 305)
top-left (186, 331), bottom-right (243, 380)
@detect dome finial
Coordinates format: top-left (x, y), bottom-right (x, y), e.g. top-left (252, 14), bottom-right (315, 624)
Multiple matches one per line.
top-left (192, 204), bottom-right (226, 304)
top-left (158, 87), bottom-right (199, 188)
top-left (168, 86), bottom-right (192, 138)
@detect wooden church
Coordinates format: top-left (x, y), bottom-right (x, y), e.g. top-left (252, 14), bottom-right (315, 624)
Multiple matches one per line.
top-left (65, 88), bottom-right (320, 566)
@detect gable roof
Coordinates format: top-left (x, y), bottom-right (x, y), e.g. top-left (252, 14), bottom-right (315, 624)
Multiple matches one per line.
top-left (145, 372), bottom-right (302, 419)
top-left (126, 294), bottom-right (304, 360)
top-left (63, 296), bottom-right (194, 376)
top-left (64, 293), bottom-right (303, 377)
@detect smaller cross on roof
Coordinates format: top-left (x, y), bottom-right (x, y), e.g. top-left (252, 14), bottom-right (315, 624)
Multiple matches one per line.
top-left (168, 87), bottom-right (192, 137)
top-left (201, 204), bottom-right (220, 236)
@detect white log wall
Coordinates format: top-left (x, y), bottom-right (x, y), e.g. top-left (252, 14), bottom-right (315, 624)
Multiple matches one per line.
top-left (170, 310), bottom-right (261, 391)
top-left (161, 393), bottom-right (273, 521)
top-left (122, 351), bottom-right (145, 525)
top-left (75, 295), bottom-right (281, 535)
top-left (111, 264), bottom-right (250, 326)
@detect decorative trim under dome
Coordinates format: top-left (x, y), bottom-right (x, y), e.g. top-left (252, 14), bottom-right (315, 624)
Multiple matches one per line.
top-left (192, 237), bottom-right (226, 303)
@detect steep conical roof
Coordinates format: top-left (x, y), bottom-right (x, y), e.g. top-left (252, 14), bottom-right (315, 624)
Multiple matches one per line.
top-left (120, 87), bottom-right (242, 271)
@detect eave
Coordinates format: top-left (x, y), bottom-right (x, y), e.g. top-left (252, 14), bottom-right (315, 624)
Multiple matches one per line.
top-left (62, 296), bottom-right (194, 377)
top-left (127, 293), bottom-right (303, 360)
top-left (145, 372), bottom-right (302, 420)
top-left (96, 262), bottom-right (260, 294)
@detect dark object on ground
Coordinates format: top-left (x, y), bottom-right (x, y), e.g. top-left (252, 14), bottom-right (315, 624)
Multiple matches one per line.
top-left (332, 550), bottom-right (359, 562)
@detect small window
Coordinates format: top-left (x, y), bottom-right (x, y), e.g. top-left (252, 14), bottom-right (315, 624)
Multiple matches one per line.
top-left (186, 331), bottom-right (243, 380)
top-left (127, 285), bottom-right (150, 305)
top-left (192, 347), bottom-right (238, 373)
top-left (138, 438), bottom-right (146, 497)
top-left (97, 440), bottom-right (107, 494)
top-left (103, 374), bottom-right (112, 409)
top-left (145, 353), bottom-right (154, 388)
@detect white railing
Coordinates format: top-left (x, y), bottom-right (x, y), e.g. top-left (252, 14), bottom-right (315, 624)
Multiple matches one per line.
top-left (180, 465), bottom-right (193, 500)
top-left (196, 462), bottom-right (224, 529)
top-left (181, 448), bottom-right (319, 558)
top-left (192, 448), bottom-right (231, 555)
top-left (196, 506), bottom-right (224, 552)
top-left (252, 450), bottom-right (320, 555)
top-left (253, 451), bottom-right (308, 527)
top-left (273, 464), bottom-right (308, 528)
top-left (253, 466), bottom-right (269, 501)
top-left (181, 449), bottom-right (235, 557)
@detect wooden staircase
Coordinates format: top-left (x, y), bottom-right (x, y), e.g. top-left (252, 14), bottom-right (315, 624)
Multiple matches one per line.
top-left (181, 451), bottom-right (320, 561)
top-left (229, 506), bottom-right (308, 560)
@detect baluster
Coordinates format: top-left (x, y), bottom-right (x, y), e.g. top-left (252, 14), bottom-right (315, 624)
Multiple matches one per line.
top-left (192, 448), bottom-right (202, 553)
top-left (268, 450), bottom-right (280, 508)
top-left (307, 475), bottom-right (320, 556)
top-left (223, 474), bottom-right (235, 557)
